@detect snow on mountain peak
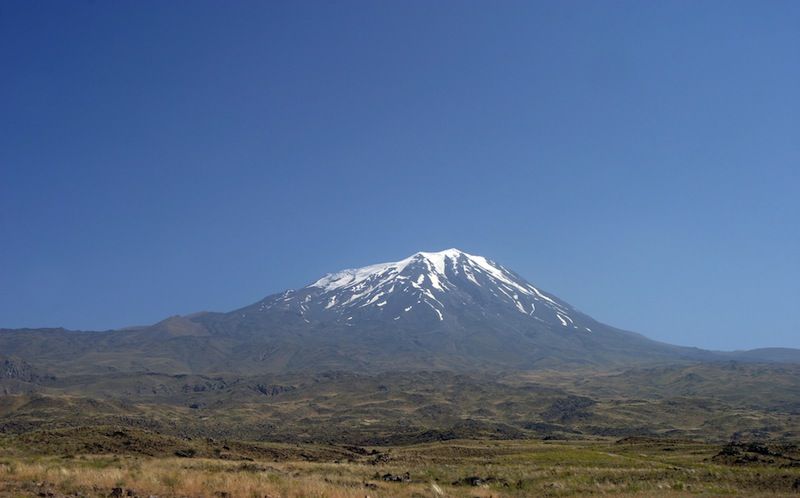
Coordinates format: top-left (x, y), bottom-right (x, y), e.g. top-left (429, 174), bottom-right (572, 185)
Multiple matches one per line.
top-left (310, 248), bottom-right (468, 292)
top-left (295, 249), bottom-right (585, 330)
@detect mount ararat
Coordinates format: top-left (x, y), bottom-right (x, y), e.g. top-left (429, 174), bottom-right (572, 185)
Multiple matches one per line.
top-left (1, 249), bottom-right (797, 376)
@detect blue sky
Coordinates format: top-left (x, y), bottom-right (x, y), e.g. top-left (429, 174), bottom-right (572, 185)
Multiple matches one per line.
top-left (1, 1), bottom-right (798, 350)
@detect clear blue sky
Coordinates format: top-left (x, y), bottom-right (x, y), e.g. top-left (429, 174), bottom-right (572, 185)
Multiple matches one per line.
top-left (1, 1), bottom-right (798, 350)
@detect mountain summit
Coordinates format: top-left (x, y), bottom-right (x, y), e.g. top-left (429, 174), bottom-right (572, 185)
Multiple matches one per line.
top-left (252, 248), bottom-right (588, 332)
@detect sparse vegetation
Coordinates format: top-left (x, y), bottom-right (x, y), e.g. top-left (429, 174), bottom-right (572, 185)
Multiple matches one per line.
top-left (2, 364), bottom-right (799, 445)
top-left (2, 357), bottom-right (799, 496)
top-left (1, 435), bottom-right (799, 497)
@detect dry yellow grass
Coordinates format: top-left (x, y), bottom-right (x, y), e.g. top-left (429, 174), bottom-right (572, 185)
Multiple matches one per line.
top-left (1, 439), bottom-right (799, 497)
top-left (3, 457), bottom-right (423, 498)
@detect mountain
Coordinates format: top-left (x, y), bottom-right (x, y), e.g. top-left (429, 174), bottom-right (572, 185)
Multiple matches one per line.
top-left (259, 248), bottom-right (588, 330)
top-left (191, 248), bottom-right (712, 371)
top-left (0, 248), bottom-right (796, 375)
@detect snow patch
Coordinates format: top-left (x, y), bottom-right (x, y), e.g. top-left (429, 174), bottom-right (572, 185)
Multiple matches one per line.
top-left (425, 301), bottom-right (444, 321)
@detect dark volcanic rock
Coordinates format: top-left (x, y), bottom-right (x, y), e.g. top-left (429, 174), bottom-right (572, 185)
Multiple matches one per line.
top-left (380, 472), bottom-right (411, 483)
top-left (452, 475), bottom-right (509, 487)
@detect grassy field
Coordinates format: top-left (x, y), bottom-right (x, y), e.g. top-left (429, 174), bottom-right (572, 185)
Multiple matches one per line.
top-left (2, 364), bottom-right (799, 496)
top-left (2, 433), bottom-right (799, 497)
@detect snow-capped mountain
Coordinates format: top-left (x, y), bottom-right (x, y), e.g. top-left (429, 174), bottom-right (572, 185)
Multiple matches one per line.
top-left (248, 248), bottom-right (591, 332)
top-left (0, 248), bottom-right (730, 376)
top-left (180, 247), bottom-right (714, 372)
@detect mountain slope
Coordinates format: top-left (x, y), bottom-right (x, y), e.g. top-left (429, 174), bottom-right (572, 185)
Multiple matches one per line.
top-left (0, 249), bottom-right (795, 375)
top-left (191, 248), bottom-right (713, 372)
